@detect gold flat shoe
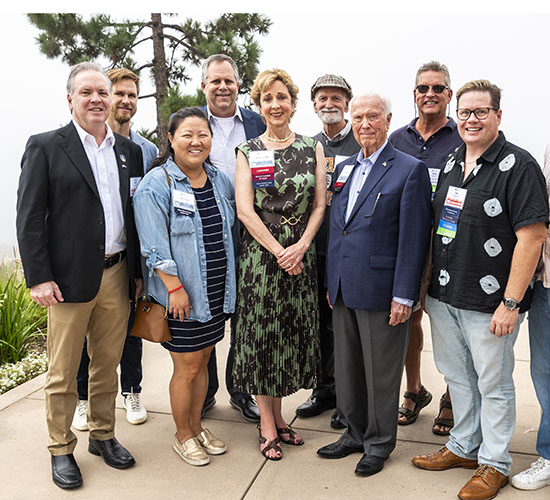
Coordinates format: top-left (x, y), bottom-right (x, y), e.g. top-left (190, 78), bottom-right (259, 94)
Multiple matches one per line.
top-left (172, 435), bottom-right (209, 466)
top-left (197, 428), bottom-right (227, 455)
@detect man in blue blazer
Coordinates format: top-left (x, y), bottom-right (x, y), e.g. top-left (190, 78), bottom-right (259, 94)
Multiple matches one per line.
top-left (317, 92), bottom-right (432, 477)
top-left (200, 54), bottom-right (265, 422)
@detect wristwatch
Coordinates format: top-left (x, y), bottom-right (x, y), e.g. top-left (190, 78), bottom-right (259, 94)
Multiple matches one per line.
top-left (502, 297), bottom-right (519, 311)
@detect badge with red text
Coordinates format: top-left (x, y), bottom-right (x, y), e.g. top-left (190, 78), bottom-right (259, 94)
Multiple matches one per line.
top-left (436, 186), bottom-right (467, 239)
top-left (333, 164), bottom-right (354, 192)
top-left (250, 150), bottom-right (275, 188)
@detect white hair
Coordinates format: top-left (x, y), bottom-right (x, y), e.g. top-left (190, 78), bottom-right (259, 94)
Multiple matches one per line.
top-left (350, 92), bottom-right (392, 115)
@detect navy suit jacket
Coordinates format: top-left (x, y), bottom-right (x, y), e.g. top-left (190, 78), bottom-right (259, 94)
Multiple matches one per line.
top-left (202, 105), bottom-right (266, 140)
top-left (327, 141), bottom-right (432, 311)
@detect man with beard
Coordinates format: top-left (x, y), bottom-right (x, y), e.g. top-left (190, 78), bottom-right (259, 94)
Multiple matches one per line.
top-left (72, 68), bottom-right (158, 432)
top-left (295, 75), bottom-right (360, 429)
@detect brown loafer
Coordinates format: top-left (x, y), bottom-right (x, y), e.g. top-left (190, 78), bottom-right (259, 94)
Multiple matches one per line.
top-left (458, 465), bottom-right (509, 500)
top-left (412, 446), bottom-right (478, 471)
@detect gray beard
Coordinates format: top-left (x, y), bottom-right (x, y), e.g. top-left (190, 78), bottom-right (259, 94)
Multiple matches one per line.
top-left (317, 109), bottom-right (343, 125)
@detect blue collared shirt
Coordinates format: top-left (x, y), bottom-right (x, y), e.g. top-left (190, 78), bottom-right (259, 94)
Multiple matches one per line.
top-left (345, 140), bottom-right (387, 222)
top-left (130, 129), bottom-right (158, 173)
top-left (133, 158), bottom-right (237, 322)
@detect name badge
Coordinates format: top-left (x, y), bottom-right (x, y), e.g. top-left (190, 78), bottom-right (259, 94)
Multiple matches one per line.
top-left (130, 176), bottom-right (142, 197)
top-left (172, 189), bottom-right (195, 216)
top-left (428, 168), bottom-right (440, 200)
top-left (250, 150), bottom-right (275, 188)
top-left (333, 164), bottom-right (354, 192)
top-left (436, 186), bottom-right (467, 239)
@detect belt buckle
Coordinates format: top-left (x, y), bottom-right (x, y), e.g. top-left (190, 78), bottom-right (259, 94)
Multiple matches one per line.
top-left (280, 215), bottom-right (303, 226)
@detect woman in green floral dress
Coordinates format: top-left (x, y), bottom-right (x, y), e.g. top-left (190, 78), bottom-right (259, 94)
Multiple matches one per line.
top-left (233, 69), bottom-right (326, 460)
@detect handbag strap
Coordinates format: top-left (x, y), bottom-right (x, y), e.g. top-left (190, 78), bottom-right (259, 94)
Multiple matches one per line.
top-left (161, 165), bottom-right (173, 312)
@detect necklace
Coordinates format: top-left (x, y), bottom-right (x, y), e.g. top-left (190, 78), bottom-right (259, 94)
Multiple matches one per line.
top-left (264, 131), bottom-right (293, 143)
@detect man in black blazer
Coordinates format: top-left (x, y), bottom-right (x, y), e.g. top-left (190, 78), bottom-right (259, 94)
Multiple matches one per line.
top-left (16, 62), bottom-right (143, 490)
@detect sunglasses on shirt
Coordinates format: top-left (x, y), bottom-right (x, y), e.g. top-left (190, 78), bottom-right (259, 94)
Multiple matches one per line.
top-left (415, 84), bottom-right (449, 94)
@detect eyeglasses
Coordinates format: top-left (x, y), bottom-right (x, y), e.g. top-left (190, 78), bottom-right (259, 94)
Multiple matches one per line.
top-left (456, 107), bottom-right (498, 121)
top-left (415, 84), bottom-right (449, 94)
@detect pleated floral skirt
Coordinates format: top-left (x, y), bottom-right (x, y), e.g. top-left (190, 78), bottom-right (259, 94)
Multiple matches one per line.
top-left (232, 224), bottom-right (320, 397)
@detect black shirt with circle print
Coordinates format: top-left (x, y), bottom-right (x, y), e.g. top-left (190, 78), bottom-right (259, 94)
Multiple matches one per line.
top-left (428, 132), bottom-right (549, 314)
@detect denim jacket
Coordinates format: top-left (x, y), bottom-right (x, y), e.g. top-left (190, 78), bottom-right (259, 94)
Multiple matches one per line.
top-left (133, 158), bottom-right (236, 321)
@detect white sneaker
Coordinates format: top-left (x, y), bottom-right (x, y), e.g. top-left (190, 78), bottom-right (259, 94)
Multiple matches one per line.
top-left (123, 391), bottom-right (147, 425)
top-left (72, 400), bottom-right (89, 431)
top-left (511, 457), bottom-right (550, 490)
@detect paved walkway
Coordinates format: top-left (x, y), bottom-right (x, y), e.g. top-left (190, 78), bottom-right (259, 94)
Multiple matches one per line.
top-left (0, 316), bottom-right (546, 499)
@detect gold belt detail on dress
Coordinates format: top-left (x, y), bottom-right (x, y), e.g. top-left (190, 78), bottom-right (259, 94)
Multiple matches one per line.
top-left (280, 215), bottom-right (303, 226)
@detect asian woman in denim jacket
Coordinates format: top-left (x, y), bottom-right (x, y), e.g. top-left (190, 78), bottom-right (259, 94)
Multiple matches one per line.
top-left (133, 107), bottom-right (236, 466)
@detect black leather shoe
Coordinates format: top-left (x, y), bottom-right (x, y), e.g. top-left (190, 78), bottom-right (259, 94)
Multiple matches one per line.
top-left (229, 395), bottom-right (260, 422)
top-left (330, 409), bottom-right (347, 429)
top-left (296, 396), bottom-right (336, 418)
top-left (201, 396), bottom-right (216, 417)
top-left (317, 441), bottom-right (363, 459)
top-left (51, 454), bottom-right (82, 489)
top-left (88, 437), bottom-right (135, 469)
top-left (355, 454), bottom-right (387, 476)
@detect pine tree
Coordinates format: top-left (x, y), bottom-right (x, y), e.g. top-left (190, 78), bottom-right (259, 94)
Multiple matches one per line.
top-left (27, 13), bottom-right (271, 147)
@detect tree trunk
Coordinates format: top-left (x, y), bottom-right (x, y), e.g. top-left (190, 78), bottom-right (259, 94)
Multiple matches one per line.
top-left (151, 13), bottom-right (169, 153)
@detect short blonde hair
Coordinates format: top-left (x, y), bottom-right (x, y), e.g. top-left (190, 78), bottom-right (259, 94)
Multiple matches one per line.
top-left (107, 68), bottom-right (140, 95)
top-left (457, 79), bottom-right (501, 109)
top-left (251, 68), bottom-right (299, 117)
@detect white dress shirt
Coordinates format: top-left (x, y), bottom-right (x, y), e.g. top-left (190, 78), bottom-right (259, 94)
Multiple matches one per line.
top-left (73, 120), bottom-right (126, 255)
top-left (206, 106), bottom-right (247, 186)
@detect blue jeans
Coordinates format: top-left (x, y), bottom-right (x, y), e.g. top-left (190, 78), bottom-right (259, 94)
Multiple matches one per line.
top-left (527, 281), bottom-right (550, 460)
top-left (426, 295), bottom-right (523, 475)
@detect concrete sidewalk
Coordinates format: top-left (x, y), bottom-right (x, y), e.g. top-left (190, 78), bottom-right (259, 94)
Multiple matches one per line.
top-left (0, 316), bottom-right (546, 499)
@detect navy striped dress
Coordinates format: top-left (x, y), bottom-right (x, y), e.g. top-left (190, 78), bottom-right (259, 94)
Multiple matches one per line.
top-left (162, 178), bottom-right (227, 353)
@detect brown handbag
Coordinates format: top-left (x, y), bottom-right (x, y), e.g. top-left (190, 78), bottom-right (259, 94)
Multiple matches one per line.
top-left (130, 165), bottom-right (175, 343)
top-left (131, 300), bottom-right (172, 343)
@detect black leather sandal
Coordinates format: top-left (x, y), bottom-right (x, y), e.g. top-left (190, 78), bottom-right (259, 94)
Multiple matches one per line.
top-left (258, 424), bottom-right (282, 460)
top-left (397, 385), bottom-right (433, 425)
top-left (276, 425), bottom-right (304, 446)
top-left (432, 394), bottom-right (454, 436)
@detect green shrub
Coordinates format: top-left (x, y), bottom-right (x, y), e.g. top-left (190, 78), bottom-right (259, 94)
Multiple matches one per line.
top-left (0, 259), bottom-right (47, 364)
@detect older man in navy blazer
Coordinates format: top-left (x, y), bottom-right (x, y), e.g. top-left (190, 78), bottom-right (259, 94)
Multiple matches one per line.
top-left (317, 92), bottom-right (432, 476)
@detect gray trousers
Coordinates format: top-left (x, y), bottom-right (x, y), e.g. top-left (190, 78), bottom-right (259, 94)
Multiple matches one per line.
top-left (333, 295), bottom-right (410, 458)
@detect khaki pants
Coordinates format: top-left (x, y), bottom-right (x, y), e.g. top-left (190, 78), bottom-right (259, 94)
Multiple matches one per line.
top-left (45, 258), bottom-right (130, 455)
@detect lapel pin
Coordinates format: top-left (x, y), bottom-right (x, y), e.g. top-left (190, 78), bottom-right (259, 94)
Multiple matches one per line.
top-left (119, 154), bottom-right (127, 163)
top-left (382, 162), bottom-right (387, 167)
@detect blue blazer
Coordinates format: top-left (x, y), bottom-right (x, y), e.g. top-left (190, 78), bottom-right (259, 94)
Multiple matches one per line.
top-left (327, 142), bottom-right (432, 311)
top-left (202, 105), bottom-right (266, 140)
